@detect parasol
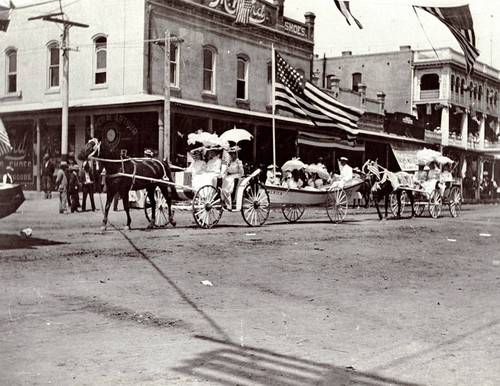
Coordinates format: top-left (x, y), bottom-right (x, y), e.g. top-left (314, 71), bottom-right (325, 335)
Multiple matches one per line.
top-left (305, 164), bottom-right (330, 180)
top-left (219, 126), bottom-right (253, 144)
top-left (416, 148), bottom-right (442, 165)
top-left (436, 155), bottom-right (454, 165)
top-left (281, 158), bottom-right (307, 172)
top-left (187, 130), bottom-right (229, 149)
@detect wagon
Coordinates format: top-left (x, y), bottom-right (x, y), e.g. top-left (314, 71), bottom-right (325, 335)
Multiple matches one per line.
top-left (143, 169), bottom-right (270, 229)
top-left (265, 178), bottom-right (364, 223)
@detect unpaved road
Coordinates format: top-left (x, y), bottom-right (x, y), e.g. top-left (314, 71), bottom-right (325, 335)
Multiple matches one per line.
top-left (1, 197), bottom-right (499, 385)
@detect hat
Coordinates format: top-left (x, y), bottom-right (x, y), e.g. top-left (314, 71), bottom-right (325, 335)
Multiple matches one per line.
top-left (267, 164), bottom-right (277, 170)
top-left (423, 166), bottom-right (430, 171)
top-left (340, 157), bottom-right (348, 162)
top-left (72, 164), bottom-right (80, 171)
top-left (190, 146), bottom-right (205, 155)
top-left (6, 166), bottom-right (13, 171)
top-left (228, 145), bottom-right (241, 153)
top-left (144, 149), bottom-right (154, 157)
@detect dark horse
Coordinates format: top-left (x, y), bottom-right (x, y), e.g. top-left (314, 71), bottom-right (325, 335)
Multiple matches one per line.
top-left (77, 138), bottom-right (179, 231)
top-left (364, 160), bottom-right (415, 220)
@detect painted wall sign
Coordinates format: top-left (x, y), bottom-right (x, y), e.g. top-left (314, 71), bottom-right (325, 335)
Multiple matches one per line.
top-left (283, 19), bottom-right (307, 38)
top-left (2, 129), bottom-right (33, 184)
top-left (205, 0), bottom-right (269, 25)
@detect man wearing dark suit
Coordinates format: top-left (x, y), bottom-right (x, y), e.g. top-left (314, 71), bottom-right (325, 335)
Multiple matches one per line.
top-left (41, 154), bottom-right (55, 199)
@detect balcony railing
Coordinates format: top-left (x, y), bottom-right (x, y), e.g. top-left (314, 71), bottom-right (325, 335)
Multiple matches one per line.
top-left (420, 90), bottom-right (439, 100)
top-left (424, 130), bottom-right (441, 143)
top-left (484, 139), bottom-right (500, 150)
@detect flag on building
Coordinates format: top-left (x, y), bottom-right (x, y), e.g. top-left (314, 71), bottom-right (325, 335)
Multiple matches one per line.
top-left (0, 1), bottom-right (14, 32)
top-left (0, 118), bottom-right (12, 157)
top-left (234, 0), bottom-right (253, 25)
top-left (415, 5), bottom-right (479, 74)
top-left (274, 51), bottom-right (363, 146)
top-left (333, 1), bottom-right (363, 29)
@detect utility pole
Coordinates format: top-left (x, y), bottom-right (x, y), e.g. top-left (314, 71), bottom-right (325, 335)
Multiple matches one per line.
top-left (156, 31), bottom-right (183, 160)
top-left (28, 13), bottom-right (88, 162)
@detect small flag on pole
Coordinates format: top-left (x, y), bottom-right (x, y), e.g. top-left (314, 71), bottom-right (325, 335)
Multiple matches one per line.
top-left (0, 1), bottom-right (14, 32)
top-left (274, 51), bottom-right (363, 146)
top-left (333, 1), bottom-right (363, 29)
top-left (0, 118), bottom-right (13, 157)
top-left (414, 5), bottom-right (479, 74)
top-left (234, 0), bottom-right (253, 25)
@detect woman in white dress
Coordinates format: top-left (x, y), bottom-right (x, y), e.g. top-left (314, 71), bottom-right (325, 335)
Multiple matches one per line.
top-left (221, 146), bottom-right (244, 208)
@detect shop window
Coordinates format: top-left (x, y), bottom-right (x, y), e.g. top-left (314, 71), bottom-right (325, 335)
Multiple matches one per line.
top-left (94, 35), bottom-right (107, 85)
top-left (47, 42), bottom-right (60, 89)
top-left (170, 36), bottom-right (180, 87)
top-left (352, 72), bottom-right (361, 92)
top-left (5, 48), bottom-right (16, 93)
top-left (236, 56), bottom-right (248, 100)
top-left (203, 46), bottom-right (216, 93)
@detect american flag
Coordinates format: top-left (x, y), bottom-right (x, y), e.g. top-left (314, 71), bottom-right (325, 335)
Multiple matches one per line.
top-left (415, 5), bottom-right (479, 75)
top-left (0, 118), bottom-right (12, 157)
top-left (366, 160), bottom-right (381, 180)
top-left (333, 1), bottom-right (363, 29)
top-left (0, 1), bottom-right (14, 32)
top-left (274, 51), bottom-right (363, 146)
top-left (234, 0), bottom-right (253, 25)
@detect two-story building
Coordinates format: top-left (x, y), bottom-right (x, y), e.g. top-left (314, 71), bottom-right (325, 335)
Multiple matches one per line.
top-left (0, 0), bottom-right (320, 189)
top-left (316, 46), bottom-right (500, 198)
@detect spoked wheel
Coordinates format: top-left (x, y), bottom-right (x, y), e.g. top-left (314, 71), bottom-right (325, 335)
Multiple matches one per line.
top-left (241, 182), bottom-right (270, 226)
top-left (144, 187), bottom-right (170, 227)
top-left (414, 202), bottom-right (426, 217)
top-left (390, 191), bottom-right (406, 217)
top-left (428, 190), bottom-right (442, 219)
top-left (448, 186), bottom-right (462, 218)
top-left (282, 204), bottom-right (305, 223)
top-left (326, 188), bottom-right (348, 223)
top-left (192, 185), bottom-right (223, 229)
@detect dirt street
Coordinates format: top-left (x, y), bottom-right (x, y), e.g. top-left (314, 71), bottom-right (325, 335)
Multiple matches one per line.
top-left (0, 196), bottom-right (499, 386)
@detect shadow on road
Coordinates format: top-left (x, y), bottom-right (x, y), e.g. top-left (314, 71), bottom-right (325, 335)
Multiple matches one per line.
top-left (173, 335), bottom-right (422, 386)
top-left (0, 233), bottom-right (65, 250)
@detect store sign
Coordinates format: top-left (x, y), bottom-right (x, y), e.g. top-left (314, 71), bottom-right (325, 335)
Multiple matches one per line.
top-left (284, 19), bottom-right (307, 38)
top-left (2, 129), bottom-right (33, 184)
top-left (95, 114), bottom-right (138, 151)
top-left (206, 0), bottom-right (267, 25)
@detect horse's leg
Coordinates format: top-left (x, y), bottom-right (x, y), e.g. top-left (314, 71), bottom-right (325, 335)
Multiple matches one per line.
top-left (121, 189), bottom-right (132, 231)
top-left (408, 190), bottom-right (415, 217)
top-left (373, 194), bottom-right (383, 220)
top-left (101, 189), bottom-right (114, 231)
top-left (396, 191), bottom-right (402, 217)
top-left (160, 186), bottom-right (176, 226)
top-left (146, 187), bottom-right (156, 229)
top-left (384, 193), bottom-right (390, 219)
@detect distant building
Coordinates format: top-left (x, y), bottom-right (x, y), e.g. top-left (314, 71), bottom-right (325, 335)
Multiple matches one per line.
top-left (315, 46), bottom-right (500, 197)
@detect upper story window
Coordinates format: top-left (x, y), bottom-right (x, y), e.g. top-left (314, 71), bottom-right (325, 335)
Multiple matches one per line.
top-left (352, 72), bottom-right (361, 92)
top-left (48, 42), bottom-right (60, 89)
top-left (203, 46), bottom-right (216, 93)
top-left (267, 61), bottom-right (272, 84)
top-left (450, 75), bottom-right (455, 93)
top-left (170, 36), bottom-right (180, 87)
top-left (94, 35), bottom-right (107, 85)
top-left (5, 48), bottom-right (17, 93)
top-left (236, 56), bottom-right (248, 100)
top-left (455, 77), bottom-right (460, 94)
top-left (460, 78), bottom-right (465, 95)
top-left (420, 73), bottom-right (439, 90)
top-left (478, 85), bottom-right (482, 101)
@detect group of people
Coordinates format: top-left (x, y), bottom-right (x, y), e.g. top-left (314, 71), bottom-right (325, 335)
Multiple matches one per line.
top-left (412, 161), bottom-right (453, 195)
top-left (186, 145), bottom-right (244, 207)
top-left (265, 156), bottom-right (354, 191)
top-left (53, 159), bottom-right (97, 214)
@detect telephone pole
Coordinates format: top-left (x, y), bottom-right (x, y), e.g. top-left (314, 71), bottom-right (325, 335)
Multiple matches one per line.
top-left (28, 13), bottom-right (88, 162)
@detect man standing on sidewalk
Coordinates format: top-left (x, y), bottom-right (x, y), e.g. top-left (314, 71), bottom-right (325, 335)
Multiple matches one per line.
top-left (79, 162), bottom-right (96, 212)
top-left (41, 154), bottom-right (55, 199)
top-left (55, 161), bottom-right (68, 214)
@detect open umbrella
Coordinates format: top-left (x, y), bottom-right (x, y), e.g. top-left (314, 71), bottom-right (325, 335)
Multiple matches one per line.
top-left (219, 126), bottom-right (253, 144)
top-left (281, 158), bottom-right (307, 172)
top-left (305, 164), bottom-right (330, 180)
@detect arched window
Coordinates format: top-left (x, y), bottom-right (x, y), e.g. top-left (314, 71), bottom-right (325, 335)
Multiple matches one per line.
top-left (170, 35), bottom-right (180, 87)
top-left (460, 78), bottom-right (465, 95)
top-left (203, 46), bottom-right (216, 93)
top-left (267, 61), bottom-right (272, 84)
top-left (47, 42), bottom-right (60, 88)
top-left (455, 77), bottom-right (460, 93)
top-left (5, 48), bottom-right (17, 93)
top-left (420, 73), bottom-right (439, 90)
top-left (94, 35), bottom-right (107, 85)
top-left (236, 56), bottom-right (248, 100)
top-left (352, 72), bottom-right (361, 92)
top-left (469, 82), bottom-right (473, 98)
top-left (451, 75), bottom-right (455, 92)
top-left (478, 85), bottom-right (482, 101)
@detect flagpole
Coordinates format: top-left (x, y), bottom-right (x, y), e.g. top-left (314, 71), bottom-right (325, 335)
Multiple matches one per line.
top-left (271, 43), bottom-right (276, 178)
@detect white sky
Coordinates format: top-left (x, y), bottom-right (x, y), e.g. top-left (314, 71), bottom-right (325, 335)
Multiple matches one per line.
top-left (284, 0), bottom-right (500, 70)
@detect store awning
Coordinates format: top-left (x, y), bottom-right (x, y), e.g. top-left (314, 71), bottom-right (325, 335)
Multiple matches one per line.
top-left (298, 132), bottom-right (365, 152)
top-left (390, 143), bottom-right (424, 172)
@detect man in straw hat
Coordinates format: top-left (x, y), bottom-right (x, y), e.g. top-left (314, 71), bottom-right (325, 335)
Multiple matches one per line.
top-left (55, 161), bottom-right (68, 213)
top-left (2, 165), bottom-right (14, 184)
top-left (331, 156), bottom-right (353, 189)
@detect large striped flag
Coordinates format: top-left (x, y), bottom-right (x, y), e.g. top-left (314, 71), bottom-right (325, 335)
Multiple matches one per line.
top-left (0, 1), bottom-right (14, 32)
top-left (415, 5), bottom-right (479, 75)
top-left (234, 0), bottom-right (253, 25)
top-left (333, 1), bottom-right (363, 29)
top-left (274, 50), bottom-right (363, 146)
top-left (0, 118), bottom-right (12, 157)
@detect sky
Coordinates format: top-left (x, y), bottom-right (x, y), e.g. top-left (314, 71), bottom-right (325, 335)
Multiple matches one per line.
top-left (284, 0), bottom-right (500, 71)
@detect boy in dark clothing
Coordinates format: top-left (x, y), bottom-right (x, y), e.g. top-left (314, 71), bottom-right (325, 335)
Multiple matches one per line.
top-left (68, 165), bottom-right (81, 213)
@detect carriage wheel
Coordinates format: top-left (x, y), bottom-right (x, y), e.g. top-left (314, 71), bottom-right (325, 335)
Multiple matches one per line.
top-left (326, 188), bottom-right (348, 223)
top-left (448, 186), bottom-right (462, 218)
top-left (144, 187), bottom-right (169, 227)
top-left (428, 190), bottom-right (442, 219)
top-left (241, 182), bottom-right (270, 227)
top-left (192, 185), bottom-right (223, 229)
top-left (390, 191), bottom-right (406, 217)
top-left (414, 202), bottom-right (426, 217)
top-left (282, 204), bottom-right (305, 223)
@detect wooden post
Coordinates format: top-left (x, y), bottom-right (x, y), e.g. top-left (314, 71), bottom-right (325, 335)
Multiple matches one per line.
top-left (36, 119), bottom-right (40, 192)
top-left (61, 25), bottom-right (69, 161)
top-left (162, 30), bottom-right (170, 161)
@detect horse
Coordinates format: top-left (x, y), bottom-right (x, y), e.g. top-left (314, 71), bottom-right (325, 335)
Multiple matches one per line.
top-left (355, 171), bottom-right (373, 208)
top-left (363, 160), bottom-right (416, 220)
top-left (77, 138), bottom-right (179, 231)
